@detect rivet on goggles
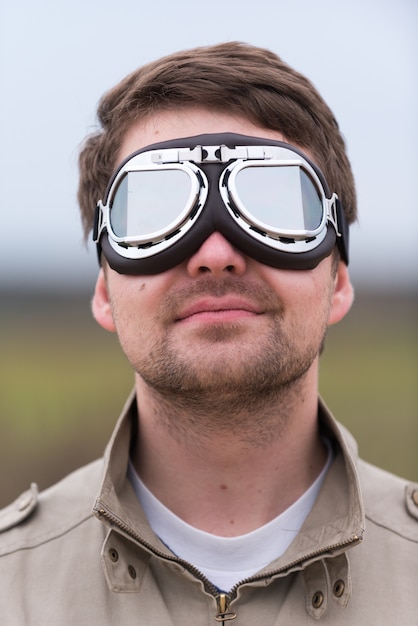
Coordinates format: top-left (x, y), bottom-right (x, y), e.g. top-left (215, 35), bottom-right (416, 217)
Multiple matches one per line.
top-left (93, 133), bottom-right (349, 274)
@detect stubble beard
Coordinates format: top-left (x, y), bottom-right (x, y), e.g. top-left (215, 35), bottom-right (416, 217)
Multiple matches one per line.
top-left (121, 277), bottom-right (329, 446)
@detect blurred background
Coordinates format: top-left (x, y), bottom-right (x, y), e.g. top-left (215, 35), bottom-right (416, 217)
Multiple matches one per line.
top-left (0, 0), bottom-right (417, 507)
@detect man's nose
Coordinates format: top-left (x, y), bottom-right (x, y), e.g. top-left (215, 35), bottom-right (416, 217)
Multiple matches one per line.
top-left (186, 232), bottom-right (247, 278)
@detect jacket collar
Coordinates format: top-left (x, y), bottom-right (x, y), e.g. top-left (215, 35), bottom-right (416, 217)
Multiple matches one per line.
top-left (93, 390), bottom-right (365, 611)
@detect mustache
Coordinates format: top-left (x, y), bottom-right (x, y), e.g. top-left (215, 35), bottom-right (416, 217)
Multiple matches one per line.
top-left (159, 276), bottom-right (285, 319)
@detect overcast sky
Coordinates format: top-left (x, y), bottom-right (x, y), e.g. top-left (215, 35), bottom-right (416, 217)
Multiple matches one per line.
top-left (0, 0), bottom-right (417, 292)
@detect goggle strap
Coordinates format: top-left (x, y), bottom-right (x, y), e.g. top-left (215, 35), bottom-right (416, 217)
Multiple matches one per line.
top-left (335, 198), bottom-right (349, 264)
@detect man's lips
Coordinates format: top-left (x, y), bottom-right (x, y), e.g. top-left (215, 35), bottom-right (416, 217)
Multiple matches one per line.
top-left (175, 297), bottom-right (264, 323)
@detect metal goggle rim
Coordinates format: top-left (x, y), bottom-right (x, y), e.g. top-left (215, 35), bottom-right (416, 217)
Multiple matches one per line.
top-left (94, 144), bottom-right (341, 259)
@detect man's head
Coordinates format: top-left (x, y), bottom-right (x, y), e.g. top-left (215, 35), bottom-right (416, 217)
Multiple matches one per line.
top-left (78, 42), bottom-right (357, 248)
top-left (84, 43), bottom-right (355, 436)
top-left (91, 107), bottom-right (354, 416)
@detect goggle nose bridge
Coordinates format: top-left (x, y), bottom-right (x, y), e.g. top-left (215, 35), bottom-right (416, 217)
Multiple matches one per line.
top-left (151, 143), bottom-right (276, 166)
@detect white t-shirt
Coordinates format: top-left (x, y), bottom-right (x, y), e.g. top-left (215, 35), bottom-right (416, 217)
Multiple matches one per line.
top-left (128, 441), bottom-right (332, 592)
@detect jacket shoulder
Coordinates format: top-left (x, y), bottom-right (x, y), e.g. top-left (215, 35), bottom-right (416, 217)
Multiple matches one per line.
top-left (358, 458), bottom-right (418, 540)
top-left (0, 483), bottom-right (39, 533)
top-left (0, 459), bottom-right (103, 556)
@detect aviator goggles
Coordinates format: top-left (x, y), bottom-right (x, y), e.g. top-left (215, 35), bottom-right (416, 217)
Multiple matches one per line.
top-left (94, 133), bottom-right (349, 274)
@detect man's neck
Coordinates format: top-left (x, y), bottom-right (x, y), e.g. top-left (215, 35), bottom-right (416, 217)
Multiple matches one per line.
top-left (130, 369), bottom-right (327, 537)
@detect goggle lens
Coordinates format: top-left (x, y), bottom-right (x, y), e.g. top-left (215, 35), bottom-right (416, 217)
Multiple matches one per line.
top-left (233, 165), bottom-right (323, 233)
top-left (110, 169), bottom-right (193, 239)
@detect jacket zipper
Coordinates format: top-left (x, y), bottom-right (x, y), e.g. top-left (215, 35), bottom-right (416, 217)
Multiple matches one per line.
top-left (95, 503), bottom-right (221, 594)
top-left (95, 502), bottom-right (362, 623)
top-left (215, 593), bottom-right (236, 623)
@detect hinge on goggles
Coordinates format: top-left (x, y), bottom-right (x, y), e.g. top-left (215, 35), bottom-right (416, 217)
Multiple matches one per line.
top-left (93, 201), bottom-right (105, 243)
top-left (327, 193), bottom-right (342, 238)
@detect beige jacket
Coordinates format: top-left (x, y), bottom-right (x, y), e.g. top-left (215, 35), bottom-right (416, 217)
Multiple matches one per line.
top-left (1, 394), bottom-right (417, 625)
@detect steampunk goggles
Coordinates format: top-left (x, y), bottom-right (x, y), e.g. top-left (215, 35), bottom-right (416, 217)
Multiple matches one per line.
top-left (93, 133), bottom-right (349, 274)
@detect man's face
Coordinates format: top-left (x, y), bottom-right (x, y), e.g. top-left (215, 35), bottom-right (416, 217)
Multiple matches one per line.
top-left (93, 107), bottom-right (353, 408)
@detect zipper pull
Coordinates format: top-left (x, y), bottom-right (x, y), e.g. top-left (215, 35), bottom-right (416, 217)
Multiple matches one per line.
top-left (215, 593), bottom-right (237, 623)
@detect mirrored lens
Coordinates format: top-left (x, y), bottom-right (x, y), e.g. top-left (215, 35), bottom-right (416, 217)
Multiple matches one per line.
top-left (110, 169), bottom-right (193, 238)
top-left (234, 165), bottom-right (323, 232)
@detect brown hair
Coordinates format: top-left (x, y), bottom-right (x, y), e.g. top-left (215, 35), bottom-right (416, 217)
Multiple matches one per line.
top-left (78, 42), bottom-right (357, 238)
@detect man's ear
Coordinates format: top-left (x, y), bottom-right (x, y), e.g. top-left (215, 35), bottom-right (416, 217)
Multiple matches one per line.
top-left (91, 268), bottom-right (117, 332)
top-left (327, 261), bottom-right (354, 327)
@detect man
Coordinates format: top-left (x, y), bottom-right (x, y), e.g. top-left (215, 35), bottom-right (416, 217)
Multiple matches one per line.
top-left (0, 42), bottom-right (417, 624)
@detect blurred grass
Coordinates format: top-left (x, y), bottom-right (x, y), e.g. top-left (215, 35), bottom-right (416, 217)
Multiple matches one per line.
top-left (0, 289), bottom-right (417, 508)
top-left (320, 292), bottom-right (417, 481)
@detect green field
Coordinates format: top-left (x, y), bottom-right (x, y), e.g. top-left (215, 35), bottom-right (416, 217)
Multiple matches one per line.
top-left (0, 289), bottom-right (417, 508)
